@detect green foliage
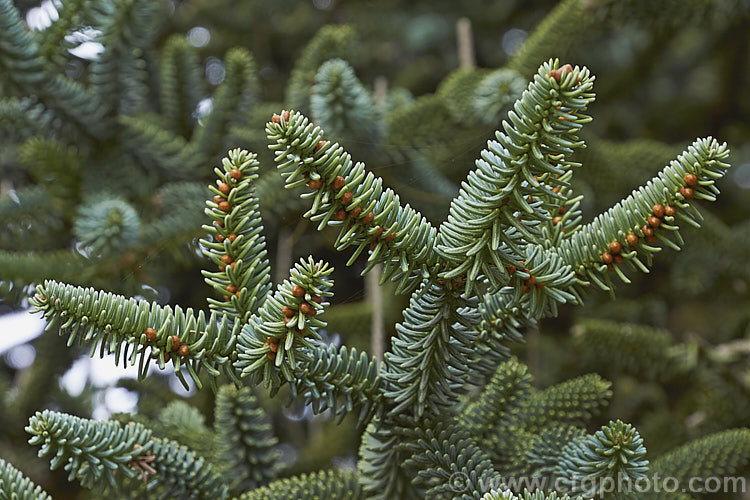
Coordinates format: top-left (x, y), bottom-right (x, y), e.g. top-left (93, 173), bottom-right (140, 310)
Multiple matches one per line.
top-left (555, 420), bottom-right (648, 499)
top-left (437, 61), bottom-right (594, 293)
top-left (235, 256), bottom-right (333, 392)
top-left (571, 319), bottom-right (690, 380)
top-left (192, 48), bottom-right (259, 161)
top-left (73, 197), bottom-right (141, 257)
top-left (648, 429), bottom-right (750, 485)
top-left (285, 25), bottom-right (358, 112)
top-left (267, 111), bottom-right (439, 294)
top-left (200, 149), bottom-right (272, 323)
top-left (214, 385), bottom-right (284, 491)
top-left (3, 4), bottom-right (746, 497)
top-left (0, 457), bottom-right (51, 500)
top-left (29, 280), bottom-right (239, 389)
top-left (404, 424), bottom-right (497, 500)
top-left (311, 58), bottom-right (379, 144)
top-left (0, 0), bottom-right (44, 92)
top-left (238, 469), bottom-right (363, 500)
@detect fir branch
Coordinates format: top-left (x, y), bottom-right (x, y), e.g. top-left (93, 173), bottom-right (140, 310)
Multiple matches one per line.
top-left (310, 58), bottom-right (380, 142)
top-left (507, 0), bottom-right (595, 77)
top-left (647, 429), bottom-right (750, 488)
top-left (511, 373), bottom-right (612, 434)
top-left (0, 457), bottom-right (52, 500)
top-left (290, 343), bottom-right (383, 426)
top-left (403, 424), bottom-right (498, 500)
top-left (34, 0), bottom-right (86, 68)
top-left (26, 410), bottom-right (229, 499)
top-left (238, 469), bottom-right (363, 500)
top-left (118, 115), bottom-right (204, 175)
top-left (200, 149), bottom-right (272, 323)
top-left (19, 136), bottom-right (83, 205)
top-left (437, 60), bottom-right (594, 294)
top-left (88, 0), bottom-right (163, 117)
top-left (571, 319), bottom-right (689, 380)
top-left (193, 48), bottom-right (259, 161)
top-left (159, 35), bottom-right (207, 138)
top-left (553, 137), bottom-right (730, 296)
top-left (43, 75), bottom-right (110, 137)
top-left (30, 280), bottom-right (239, 389)
top-left (358, 419), bottom-right (421, 500)
top-left (471, 68), bottom-right (527, 126)
top-left (285, 24), bottom-right (358, 112)
top-left (0, 250), bottom-right (89, 285)
top-left (381, 282), bottom-right (480, 419)
top-left (26, 410), bottom-right (154, 491)
top-left (0, 97), bottom-right (53, 140)
top-left (214, 385), bottom-right (283, 492)
top-left (459, 358), bottom-right (533, 443)
top-left (266, 110), bottom-right (439, 294)
top-left (235, 256), bottom-right (333, 393)
top-left (471, 289), bottom-right (533, 379)
top-left (555, 420), bottom-right (648, 499)
top-left (435, 68), bottom-right (492, 125)
top-left (0, 0), bottom-right (45, 93)
top-left (73, 196), bottom-right (141, 257)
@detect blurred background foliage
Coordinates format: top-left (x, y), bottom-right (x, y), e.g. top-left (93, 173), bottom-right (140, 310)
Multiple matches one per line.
top-left (1, 0), bottom-right (750, 497)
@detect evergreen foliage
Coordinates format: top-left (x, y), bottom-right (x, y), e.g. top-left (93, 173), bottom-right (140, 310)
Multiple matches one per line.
top-left (2, 2), bottom-right (749, 500)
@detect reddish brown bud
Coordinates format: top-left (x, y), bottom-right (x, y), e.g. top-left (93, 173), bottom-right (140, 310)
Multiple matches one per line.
top-left (271, 114), bottom-right (281, 124)
top-left (218, 182), bottom-right (231, 195)
top-left (213, 195), bottom-right (225, 204)
top-left (609, 241), bottom-right (622, 254)
top-left (385, 231), bottom-right (396, 243)
top-left (215, 233), bottom-right (225, 243)
top-left (299, 302), bottom-right (316, 316)
top-left (507, 265), bottom-right (517, 274)
top-left (362, 212), bottom-right (375, 224)
top-left (340, 191), bottom-right (353, 205)
top-left (314, 140), bottom-right (327, 152)
top-left (311, 295), bottom-right (322, 304)
top-left (680, 186), bottom-right (694, 200)
top-left (664, 205), bottom-right (676, 217)
top-left (229, 169), bottom-right (242, 180)
top-left (144, 328), bottom-right (156, 342)
top-left (552, 216), bottom-right (563, 225)
top-left (226, 285), bottom-right (237, 294)
top-left (646, 235), bottom-right (658, 244)
top-left (309, 179), bottom-right (323, 190)
top-left (648, 216), bottom-right (661, 228)
top-left (228, 234), bottom-right (237, 242)
top-left (558, 205), bottom-right (568, 215)
top-left (527, 276), bottom-right (536, 286)
top-left (642, 225), bottom-right (655, 237)
top-left (335, 209), bottom-right (347, 221)
top-left (220, 255), bottom-right (233, 264)
top-left (614, 255), bottom-right (624, 264)
top-left (602, 252), bottom-right (613, 264)
top-left (218, 201), bottom-right (231, 212)
top-left (372, 226), bottom-right (383, 239)
top-left (652, 204), bottom-right (665, 218)
top-left (683, 173), bottom-right (697, 186)
top-left (349, 205), bottom-right (363, 218)
top-left (177, 344), bottom-right (189, 356)
top-left (171, 336), bottom-right (180, 351)
top-left (282, 110), bottom-right (290, 121)
top-left (626, 233), bottom-right (639, 247)
top-left (331, 176), bottom-right (346, 190)
top-left (292, 285), bottom-right (306, 298)
top-left (266, 351), bottom-right (276, 360)
top-left (282, 306), bottom-right (295, 318)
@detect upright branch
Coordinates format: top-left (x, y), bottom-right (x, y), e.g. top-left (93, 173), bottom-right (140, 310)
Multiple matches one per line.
top-left (266, 110), bottom-right (440, 294)
top-left (201, 149), bottom-right (272, 324)
top-left (437, 60), bottom-right (594, 295)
